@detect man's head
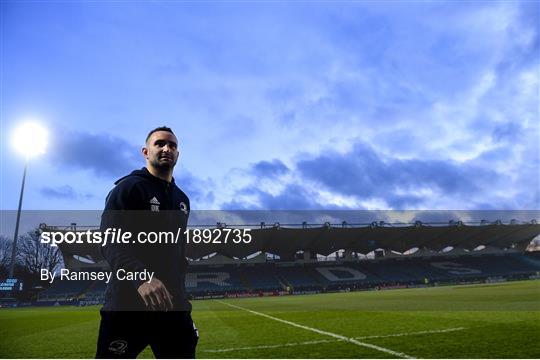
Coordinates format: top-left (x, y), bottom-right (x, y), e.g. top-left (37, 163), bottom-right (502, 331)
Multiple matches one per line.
top-left (142, 126), bottom-right (179, 171)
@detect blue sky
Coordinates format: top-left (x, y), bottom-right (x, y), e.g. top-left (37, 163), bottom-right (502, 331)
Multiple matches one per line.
top-left (1, 0), bottom-right (539, 211)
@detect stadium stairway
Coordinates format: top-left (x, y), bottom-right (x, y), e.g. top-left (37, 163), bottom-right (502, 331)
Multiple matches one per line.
top-left (276, 275), bottom-right (291, 290)
top-left (519, 252), bottom-right (540, 269)
top-left (304, 267), bottom-right (326, 288)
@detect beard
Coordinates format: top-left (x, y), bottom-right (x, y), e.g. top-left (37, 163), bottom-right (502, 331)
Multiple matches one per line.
top-left (150, 156), bottom-right (177, 170)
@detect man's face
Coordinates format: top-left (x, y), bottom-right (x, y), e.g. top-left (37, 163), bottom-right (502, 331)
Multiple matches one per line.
top-left (142, 131), bottom-right (179, 170)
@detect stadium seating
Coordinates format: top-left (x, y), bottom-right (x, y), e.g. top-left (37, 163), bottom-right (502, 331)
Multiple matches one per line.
top-left (40, 279), bottom-right (92, 300)
top-left (37, 252), bottom-right (540, 301)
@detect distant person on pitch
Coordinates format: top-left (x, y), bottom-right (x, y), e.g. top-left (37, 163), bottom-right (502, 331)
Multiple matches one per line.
top-left (96, 126), bottom-right (198, 358)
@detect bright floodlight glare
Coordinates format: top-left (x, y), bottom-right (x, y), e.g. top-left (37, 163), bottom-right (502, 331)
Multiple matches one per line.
top-left (12, 122), bottom-right (48, 158)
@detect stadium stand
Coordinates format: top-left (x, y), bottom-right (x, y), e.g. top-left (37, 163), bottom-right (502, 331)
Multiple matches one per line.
top-left (39, 280), bottom-right (91, 301)
top-left (37, 252), bottom-right (540, 300)
top-left (26, 221), bottom-right (540, 303)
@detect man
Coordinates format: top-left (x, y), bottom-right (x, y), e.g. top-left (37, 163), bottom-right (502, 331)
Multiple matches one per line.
top-left (96, 126), bottom-right (198, 358)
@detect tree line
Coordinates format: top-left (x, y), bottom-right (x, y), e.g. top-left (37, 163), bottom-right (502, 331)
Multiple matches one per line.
top-left (0, 227), bottom-right (63, 287)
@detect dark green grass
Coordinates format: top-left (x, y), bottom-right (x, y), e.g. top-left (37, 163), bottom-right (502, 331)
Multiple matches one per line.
top-left (1, 280), bottom-right (539, 358)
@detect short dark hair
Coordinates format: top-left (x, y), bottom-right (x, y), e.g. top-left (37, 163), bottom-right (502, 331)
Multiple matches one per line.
top-left (146, 126), bottom-right (175, 143)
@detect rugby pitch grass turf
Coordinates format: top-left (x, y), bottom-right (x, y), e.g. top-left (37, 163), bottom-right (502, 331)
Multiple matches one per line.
top-left (1, 280), bottom-right (539, 358)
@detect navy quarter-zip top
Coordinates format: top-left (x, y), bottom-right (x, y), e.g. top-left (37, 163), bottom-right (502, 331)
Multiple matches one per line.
top-left (100, 167), bottom-right (191, 311)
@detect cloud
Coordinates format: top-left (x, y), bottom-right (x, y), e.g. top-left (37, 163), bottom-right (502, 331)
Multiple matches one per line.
top-left (39, 127), bottom-right (217, 209)
top-left (222, 184), bottom-right (323, 210)
top-left (252, 159), bottom-right (289, 178)
top-left (40, 185), bottom-right (76, 199)
top-left (297, 142), bottom-right (503, 208)
top-left (175, 169), bottom-right (216, 210)
top-left (40, 185), bottom-right (94, 200)
top-left (491, 122), bottom-right (523, 143)
top-left (219, 138), bottom-right (532, 210)
top-left (47, 129), bottom-right (140, 178)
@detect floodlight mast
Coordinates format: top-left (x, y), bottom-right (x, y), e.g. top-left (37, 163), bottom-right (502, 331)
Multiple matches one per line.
top-left (9, 122), bottom-right (48, 278)
top-left (9, 160), bottom-right (28, 278)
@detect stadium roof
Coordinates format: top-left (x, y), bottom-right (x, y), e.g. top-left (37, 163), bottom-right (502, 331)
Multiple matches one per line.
top-left (184, 223), bottom-right (540, 258)
top-left (43, 222), bottom-right (540, 267)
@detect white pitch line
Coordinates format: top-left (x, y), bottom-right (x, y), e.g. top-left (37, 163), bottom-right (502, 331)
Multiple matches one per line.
top-left (200, 327), bottom-right (467, 354)
top-left (201, 339), bottom-right (338, 353)
top-left (215, 300), bottom-right (415, 359)
top-left (355, 327), bottom-right (466, 340)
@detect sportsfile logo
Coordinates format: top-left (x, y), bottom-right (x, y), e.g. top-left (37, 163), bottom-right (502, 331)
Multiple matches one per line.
top-left (39, 227), bottom-right (253, 246)
top-left (40, 228), bottom-right (184, 247)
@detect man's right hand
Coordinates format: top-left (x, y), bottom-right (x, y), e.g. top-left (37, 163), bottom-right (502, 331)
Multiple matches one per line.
top-left (137, 278), bottom-right (174, 311)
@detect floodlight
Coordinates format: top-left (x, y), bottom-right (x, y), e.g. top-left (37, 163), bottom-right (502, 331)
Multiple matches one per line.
top-left (12, 122), bottom-right (48, 158)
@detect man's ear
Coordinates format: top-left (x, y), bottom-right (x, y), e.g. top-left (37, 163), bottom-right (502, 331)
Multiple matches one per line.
top-left (141, 147), bottom-right (148, 159)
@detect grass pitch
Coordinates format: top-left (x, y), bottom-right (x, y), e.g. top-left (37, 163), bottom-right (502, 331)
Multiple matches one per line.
top-left (1, 280), bottom-right (539, 358)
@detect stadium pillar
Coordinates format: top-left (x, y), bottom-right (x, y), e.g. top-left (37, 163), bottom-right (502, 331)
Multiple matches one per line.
top-left (9, 160), bottom-right (28, 278)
